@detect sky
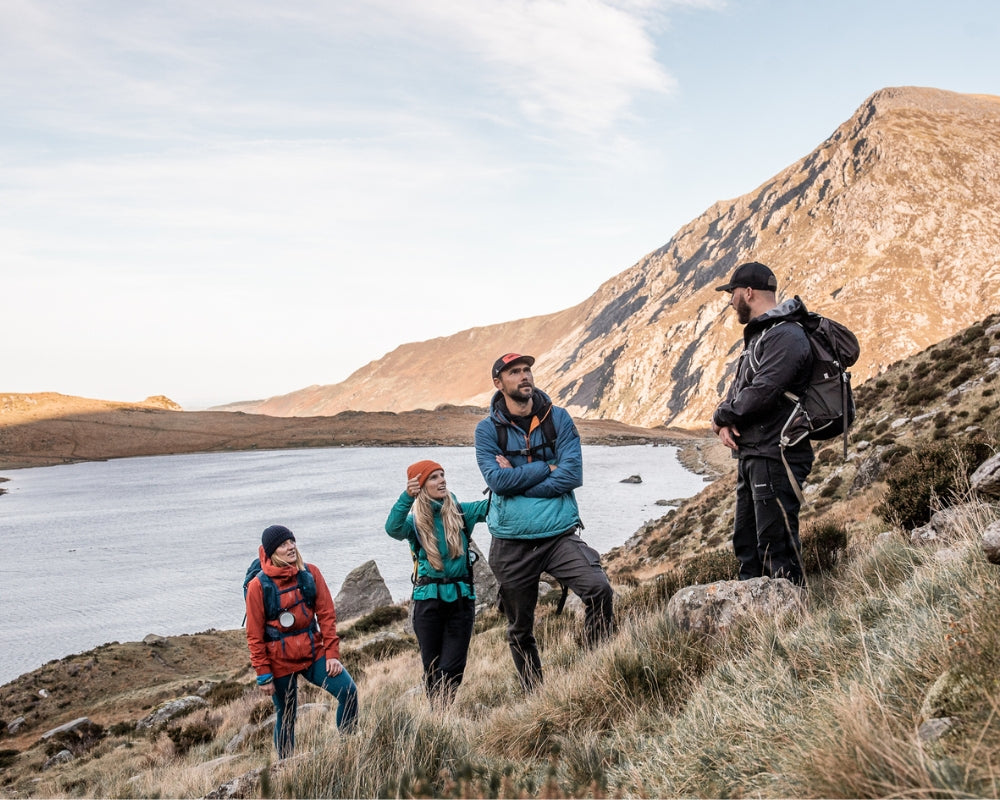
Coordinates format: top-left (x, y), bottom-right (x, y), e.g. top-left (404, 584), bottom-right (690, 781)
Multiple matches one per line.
top-left (2, 1), bottom-right (997, 409)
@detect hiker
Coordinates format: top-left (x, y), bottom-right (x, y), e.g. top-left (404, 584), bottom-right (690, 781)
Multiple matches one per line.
top-left (385, 459), bottom-right (488, 706)
top-left (245, 524), bottom-right (358, 757)
top-left (474, 353), bottom-right (614, 692)
top-left (711, 262), bottom-right (814, 585)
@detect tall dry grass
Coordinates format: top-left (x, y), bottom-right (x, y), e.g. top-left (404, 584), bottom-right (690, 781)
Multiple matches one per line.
top-left (21, 490), bottom-right (1000, 798)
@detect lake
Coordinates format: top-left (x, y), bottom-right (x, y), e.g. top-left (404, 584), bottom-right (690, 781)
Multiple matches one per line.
top-left (0, 445), bottom-right (708, 685)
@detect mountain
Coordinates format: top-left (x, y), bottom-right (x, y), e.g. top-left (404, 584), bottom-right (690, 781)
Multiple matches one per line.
top-left (236, 86), bottom-right (1000, 429)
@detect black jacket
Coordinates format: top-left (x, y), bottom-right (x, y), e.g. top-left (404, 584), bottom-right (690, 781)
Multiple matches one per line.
top-left (713, 298), bottom-right (814, 460)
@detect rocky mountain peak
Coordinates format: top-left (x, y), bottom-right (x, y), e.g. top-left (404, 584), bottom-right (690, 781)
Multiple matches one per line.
top-left (251, 86), bottom-right (1000, 428)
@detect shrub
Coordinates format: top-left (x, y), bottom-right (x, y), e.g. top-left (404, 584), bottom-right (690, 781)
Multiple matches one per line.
top-left (949, 366), bottom-right (977, 388)
top-left (874, 439), bottom-right (993, 530)
top-left (961, 324), bottom-right (985, 343)
top-left (206, 680), bottom-right (245, 706)
top-left (165, 721), bottom-right (214, 755)
top-left (344, 604), bottom-right (409, 636)
top-left (799, 521), bottom-right (848, 574)
top-left (903, 383), bottom-right (944, 407)
top-left (819, 475), bottom-right (843, 498)
top-left (678, 548), bottom-right (740, 586)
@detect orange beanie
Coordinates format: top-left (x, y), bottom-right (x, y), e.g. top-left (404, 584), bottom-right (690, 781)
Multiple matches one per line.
top-left (407, 460), bottom-right (443, 489)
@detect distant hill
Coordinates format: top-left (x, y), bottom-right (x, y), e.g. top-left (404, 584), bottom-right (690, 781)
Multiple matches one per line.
top-left (235, 86), bottom-right (1000, 428)
top-left (0, 395), bottom-right (692, 471)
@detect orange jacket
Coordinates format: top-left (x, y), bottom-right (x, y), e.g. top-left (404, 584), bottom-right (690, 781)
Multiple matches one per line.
top-left (245, 545), bottom-right (341, 679)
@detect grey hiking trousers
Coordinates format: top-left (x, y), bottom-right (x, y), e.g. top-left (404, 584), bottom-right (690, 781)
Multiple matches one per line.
top-left (489, 530), bottom-right (614, 692)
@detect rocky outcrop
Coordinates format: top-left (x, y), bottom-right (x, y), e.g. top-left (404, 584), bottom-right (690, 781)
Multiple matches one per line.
top-left (971, 451), bottom-right (1000, 498)
top-left (247, 88), bottom-right (1000, 429)
top-left (334, 560), bottom-right (393, 620)
top-left (666, 577), bottom-right (805, 636)
top-left (136, 696), bottom-right (209, 731)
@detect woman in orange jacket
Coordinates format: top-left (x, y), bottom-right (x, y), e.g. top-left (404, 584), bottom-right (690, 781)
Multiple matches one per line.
top-left (245, 524), bottom-right (358, 757)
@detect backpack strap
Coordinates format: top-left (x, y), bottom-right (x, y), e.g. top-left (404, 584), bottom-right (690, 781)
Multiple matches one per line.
top-left (409, 506), bottom-right (476, 589)
top-left (494, 408), bottom-right (558, 462)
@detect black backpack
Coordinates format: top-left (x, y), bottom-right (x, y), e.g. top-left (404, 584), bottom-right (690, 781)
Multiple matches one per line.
top-left (242, 559), bottom-right (318, 641)
top-left (494, 411), bottom-right (559, 462)
top-left (775, 304), bottom-right (860, 502)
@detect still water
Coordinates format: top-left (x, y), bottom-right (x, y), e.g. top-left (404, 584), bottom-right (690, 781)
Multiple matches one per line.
top-left (0, 445), bottom-right (707, 685)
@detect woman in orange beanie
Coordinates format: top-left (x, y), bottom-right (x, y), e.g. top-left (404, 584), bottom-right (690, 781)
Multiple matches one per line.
top-left (385, 460), bottom-right (488, 705)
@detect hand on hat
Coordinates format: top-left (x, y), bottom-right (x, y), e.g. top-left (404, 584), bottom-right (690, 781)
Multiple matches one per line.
top-left (406, 476), bottom-right (422, 497)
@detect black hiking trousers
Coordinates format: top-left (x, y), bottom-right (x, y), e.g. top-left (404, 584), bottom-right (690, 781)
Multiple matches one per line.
top-left (733, 455), bottom-right (811, 584)
top-left (411, 596), bottom-right (476, 706)
top-left (489, 530), bottom-right (614, 692)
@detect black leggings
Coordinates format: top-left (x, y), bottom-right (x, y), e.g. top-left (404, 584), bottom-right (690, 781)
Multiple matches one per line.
top-left (411, 596), bottom-right (476, 705)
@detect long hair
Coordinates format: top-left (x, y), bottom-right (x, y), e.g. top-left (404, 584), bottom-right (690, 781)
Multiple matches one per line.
top-left (269, 547), bottom-right (305, 572)
top-left (413, 491), bottom-right (465, 571)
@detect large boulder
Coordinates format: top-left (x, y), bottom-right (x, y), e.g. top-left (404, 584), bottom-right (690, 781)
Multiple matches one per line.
top-left (971, 451), bottom-right (1000, 498)
top-left (334, 560), bottom-right (393, 620)
top-left (667, 577), bottom-right (805, 636)
top-left (471, 540), bottom-right (498, 613)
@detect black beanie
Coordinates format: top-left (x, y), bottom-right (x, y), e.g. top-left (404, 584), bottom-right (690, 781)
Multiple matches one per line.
top-left (262, 524), bottom-right (295, 559)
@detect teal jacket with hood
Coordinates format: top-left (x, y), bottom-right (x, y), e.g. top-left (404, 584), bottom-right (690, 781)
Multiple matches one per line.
top-left (385, 492), bottom-right (488, 602)
top-left (474, 388), bottom-right (583, 540)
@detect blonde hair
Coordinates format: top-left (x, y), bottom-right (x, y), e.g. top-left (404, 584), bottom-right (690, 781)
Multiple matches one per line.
top-left (413, 491), bottom-right (465, 571)
top-left (270, 547), bottom-right (305, 571)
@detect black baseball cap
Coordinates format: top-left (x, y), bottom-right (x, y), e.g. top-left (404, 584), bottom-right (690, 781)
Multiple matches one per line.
top-left (715, 261), bottom-right (778, 292)
top-left (492, 353), bottom-right (534, 380)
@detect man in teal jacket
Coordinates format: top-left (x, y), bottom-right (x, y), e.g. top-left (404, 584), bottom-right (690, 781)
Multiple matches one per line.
top-left (475, 353), bottom-right (614, 691)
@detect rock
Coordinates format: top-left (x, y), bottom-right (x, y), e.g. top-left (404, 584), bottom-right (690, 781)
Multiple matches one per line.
top-left (982, 520), bottom-right (1000, 565)
top-left (143, 633), bottom-right (167, 645)
top-left (41, 717), bottom-right (92, 740)
top-left (620, 474), bottom-right (642, 484)
top-left (205, 766), bottom-right (266, 798)
top-left (918, 717), bottom-right (958, 742)
top-left (666, 577), bottom-right (805, 636)
top-left (910, 504), bottom-right (981, 546)
top-left (971, 451), bottom-right (1000, 498)
top-left (470, 540), bottom-right (498, 613)
top-left (7, 716), bottom-right (25, 735)
top-left (920, 668), bottom-right (980, 721)
top-left (136, 696), bottom-right (208, 731)
top-left (850, 454), bottom-right (883, 492)
top-left (42, 749), bottom-right (73, 770)
top-left (334, 560), bottom-right (393, 620)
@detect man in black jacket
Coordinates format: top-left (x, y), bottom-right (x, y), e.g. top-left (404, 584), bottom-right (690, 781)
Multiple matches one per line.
top-left (711, 262), bottom-right (813, 584)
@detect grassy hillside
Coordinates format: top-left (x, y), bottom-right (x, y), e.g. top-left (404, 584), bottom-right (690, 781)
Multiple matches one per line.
top-left (1, 315), bottom-right (998, 798)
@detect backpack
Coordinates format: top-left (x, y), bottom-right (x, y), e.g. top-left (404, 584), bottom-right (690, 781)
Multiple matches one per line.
top-left (409, 507), bottom-right (478, 588)
top-left (776, 305), bottom-right (861, 503)
top-left (242, 559), bottom-right (318, 643)
top-left (494, 411), bottom-right (558, 462)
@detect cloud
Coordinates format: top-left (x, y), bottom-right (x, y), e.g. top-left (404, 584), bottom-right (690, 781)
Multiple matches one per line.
top-left (388, 0), bottom-right (678, 134)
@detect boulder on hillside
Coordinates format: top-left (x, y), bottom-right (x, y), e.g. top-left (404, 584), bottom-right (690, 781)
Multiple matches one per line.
top-left (136, 696), bottom-right (208, 731)
top-left (971, 451), bottom-right (1000, 498)
top-left (910, 503), bottom-right (986, 546)
top-left (667, 577), bottom-right (805, 636)
top-left (334, 560), bottom-right (393, 621)
top-left (982, 520), bottom-right (1000, 565)
top-left (471, 540), bottom-right (498, 613)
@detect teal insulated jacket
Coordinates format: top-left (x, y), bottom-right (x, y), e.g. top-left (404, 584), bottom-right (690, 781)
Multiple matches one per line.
top-left (474, 389), bottom-right (583, 540)
top-left (385, 492), bottom-right (488, 602)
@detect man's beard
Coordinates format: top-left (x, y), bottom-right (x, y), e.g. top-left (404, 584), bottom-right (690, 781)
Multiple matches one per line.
top-left (735, 294), bottom-right (752, 325)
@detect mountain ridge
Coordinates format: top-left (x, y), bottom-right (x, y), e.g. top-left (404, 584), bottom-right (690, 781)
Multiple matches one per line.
top-left (233, 86), bottom-right (1000, 428)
